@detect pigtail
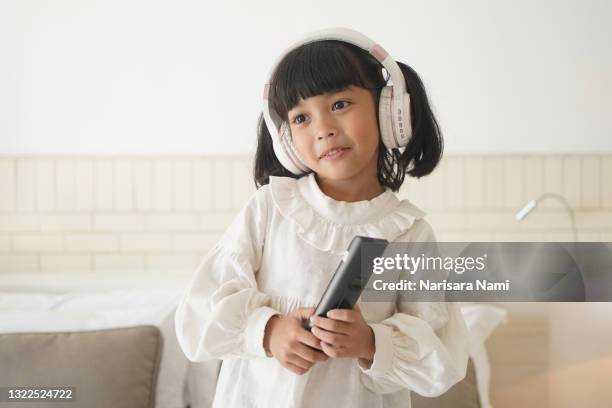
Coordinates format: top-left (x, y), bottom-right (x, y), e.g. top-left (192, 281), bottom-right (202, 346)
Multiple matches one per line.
top-left (396, 61), bottom-right (444, 178)
top-left (375, 61), bottom-right (443, 191)
top-left (253, 114), bottom-right (300, 189)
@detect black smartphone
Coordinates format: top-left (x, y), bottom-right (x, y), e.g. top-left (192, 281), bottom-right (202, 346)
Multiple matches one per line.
top-left (305, 236), bottom-right (388, 331)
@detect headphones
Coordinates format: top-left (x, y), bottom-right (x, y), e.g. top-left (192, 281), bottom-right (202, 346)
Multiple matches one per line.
top-left (262, 27), bottom-right (413, 175)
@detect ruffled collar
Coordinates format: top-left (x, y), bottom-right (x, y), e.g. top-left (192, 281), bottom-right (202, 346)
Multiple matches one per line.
top-left (269, 173), bottom-right (426, 255)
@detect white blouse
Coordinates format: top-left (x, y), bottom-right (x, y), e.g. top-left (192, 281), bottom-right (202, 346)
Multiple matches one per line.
top-left (175, 173), bottom-right (469, 408)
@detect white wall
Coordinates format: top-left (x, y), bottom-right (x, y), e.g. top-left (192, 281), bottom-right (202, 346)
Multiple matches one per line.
top-left (1, 0), bottom-right (611, 155)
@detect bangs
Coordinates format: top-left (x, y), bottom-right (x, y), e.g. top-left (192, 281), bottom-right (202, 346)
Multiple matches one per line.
top-left (270, 41), bottom-right (384, 119)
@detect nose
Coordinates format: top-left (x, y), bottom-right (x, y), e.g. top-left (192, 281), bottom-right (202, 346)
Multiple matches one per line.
top-left (315, 114), bottom-right (338, 140)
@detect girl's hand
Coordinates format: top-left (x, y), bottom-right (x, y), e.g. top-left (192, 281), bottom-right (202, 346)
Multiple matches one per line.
top-left (309, 304), bottom-right (375, 365)
top-left (263, 307), bottom-right (329, 375)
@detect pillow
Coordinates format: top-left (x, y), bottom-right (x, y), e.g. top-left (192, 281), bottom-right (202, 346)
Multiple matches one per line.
top-left (411, 357), bottom-right (480, 408)
top-left (0, 326), bottom-right (162, 408)
top-left (0, 290), bottom-right (190, 408)
top-left (460, 303), bottom-right (508, 408)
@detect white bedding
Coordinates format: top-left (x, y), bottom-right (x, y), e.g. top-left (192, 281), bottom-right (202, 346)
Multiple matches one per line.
top-left (0, 272), bottom-right (193, 408)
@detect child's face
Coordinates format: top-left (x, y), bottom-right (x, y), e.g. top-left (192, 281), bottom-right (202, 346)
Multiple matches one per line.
top-left (287, 85), bottom-right (380, 183)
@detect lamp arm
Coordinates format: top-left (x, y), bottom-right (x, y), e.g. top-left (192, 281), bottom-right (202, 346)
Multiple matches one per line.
top-left (535, 193), bottom-right (578, 242)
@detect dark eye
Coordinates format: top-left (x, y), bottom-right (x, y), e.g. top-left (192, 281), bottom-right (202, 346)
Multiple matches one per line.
top-left (293, 114), bottom-right (307, 124)
top-left (332, 100), bottom-right (350, 111)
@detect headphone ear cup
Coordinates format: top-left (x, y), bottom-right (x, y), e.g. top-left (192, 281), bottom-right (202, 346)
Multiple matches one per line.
top-left (378, 86), bottom-right (413, 149)
top-left (279, 121), bottom-right (310, 173)
top-left (378, 86), bottom-right (396, 149)
top-left (399, 93), bottom-right (413, 145)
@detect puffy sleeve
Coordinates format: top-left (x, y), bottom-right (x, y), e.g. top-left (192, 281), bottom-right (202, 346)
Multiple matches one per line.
top-left (359, 219), bottom-right (470, 397)
top-left (174, 186), bottom-right (280, 362)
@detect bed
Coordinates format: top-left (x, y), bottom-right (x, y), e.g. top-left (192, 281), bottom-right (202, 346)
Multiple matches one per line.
top-left (0, 271), bottom-right (508, 408)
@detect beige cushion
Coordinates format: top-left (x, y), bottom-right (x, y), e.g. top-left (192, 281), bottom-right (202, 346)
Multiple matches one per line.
top-left (411, 358), bottom-right (480, 408)
top-left (0, 325), bottom-right (163, 408)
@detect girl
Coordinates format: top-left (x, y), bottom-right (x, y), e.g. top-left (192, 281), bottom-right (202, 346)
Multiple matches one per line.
top-left (175, 28), bottom-right (469, 408)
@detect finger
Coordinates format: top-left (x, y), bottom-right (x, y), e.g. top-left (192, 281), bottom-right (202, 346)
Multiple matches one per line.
top-left (311, 316), bottom-right (350, 334)
top-left (285, 362), bottom-right (308, 376)
top-left (294, 342), bottom-right (329, 363)
top-left (311, 326), bottom-right (348, 347)
top-left (286, 353), bottom-right (314, 370)
top-left (296, 329), bottom-right (324, 351)
top-left (320, 341), bottom-right (346, 358)
top-left (294, 307), bottom-right (316, 320)
top-left (326, 308), bottom-right (358, 322)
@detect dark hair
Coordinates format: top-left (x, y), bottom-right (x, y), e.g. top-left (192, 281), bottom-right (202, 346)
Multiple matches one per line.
top-left (253, 40), bottom-right (443, 191)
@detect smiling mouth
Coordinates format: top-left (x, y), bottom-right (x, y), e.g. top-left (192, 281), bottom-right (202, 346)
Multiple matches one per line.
top-left (320, 147), bottom-right (350, 160)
